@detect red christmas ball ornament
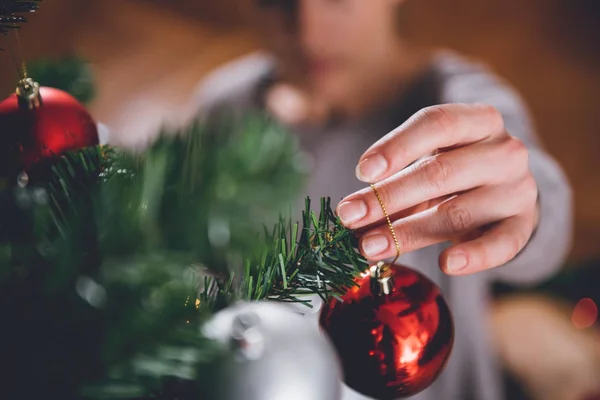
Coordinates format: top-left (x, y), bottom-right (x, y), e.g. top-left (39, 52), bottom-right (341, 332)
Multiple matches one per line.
top-left (320, 262), bottom-right (454, 399)
top-left (0, 78), bottom-right (99, 180)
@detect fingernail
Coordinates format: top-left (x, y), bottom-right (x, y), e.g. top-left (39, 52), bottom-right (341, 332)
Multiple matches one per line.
top-left (337, 200), bottom-right (368, 225)
top-left (362, 234), bottom-right (390, 258)
top-left (356, 154), bottom-right (388, 182)
top-left (447, 252), bottom-right (467, 273)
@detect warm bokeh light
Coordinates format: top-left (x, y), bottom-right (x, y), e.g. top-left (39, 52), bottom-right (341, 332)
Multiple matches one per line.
top-left (571, 298), bottom-right (598, 329)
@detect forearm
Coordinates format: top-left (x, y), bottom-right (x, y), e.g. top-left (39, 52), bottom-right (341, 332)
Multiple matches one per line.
top-left (488, 148), bottom-right (573, 286)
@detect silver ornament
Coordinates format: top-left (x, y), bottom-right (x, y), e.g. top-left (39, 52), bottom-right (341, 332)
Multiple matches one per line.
top-left (202, 301), bottom-right (342, 400)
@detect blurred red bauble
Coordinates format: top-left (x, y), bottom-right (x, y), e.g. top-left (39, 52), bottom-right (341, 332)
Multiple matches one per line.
top-left (320, 262), bottom-right (454, 399)
top-left (0, 78), bottom-right (99, 180)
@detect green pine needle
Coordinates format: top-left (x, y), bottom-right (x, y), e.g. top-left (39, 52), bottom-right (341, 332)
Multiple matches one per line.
top-left (0, 112), bottom-right (367, 399)
top-left (237, 196), bottom-right (367, 305)
top-left (0, 1), bottom-right (40, 38)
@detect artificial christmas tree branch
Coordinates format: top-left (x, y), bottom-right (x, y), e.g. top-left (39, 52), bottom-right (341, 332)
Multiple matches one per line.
top-left (240, 197), bottom-right (366, 304)
top-left (0, 0), bottom-right (39, 36)
top-left (1, 108), bottom-right (367, 399)
top-left (0, 54), bottom-right (367, 398)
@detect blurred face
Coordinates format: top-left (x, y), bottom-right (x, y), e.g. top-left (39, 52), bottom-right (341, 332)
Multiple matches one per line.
top-left (253, 0), bottom-right (402, 110)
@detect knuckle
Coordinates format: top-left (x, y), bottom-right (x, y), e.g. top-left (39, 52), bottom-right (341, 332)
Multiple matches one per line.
top-left (393, 223), bottom-right (417, 251)
top-left (440, 201), bottom-right (473, 232)
top-left (523, 175), bottom-right (539, 202)
top-left (506, 136), bottom-right (529, 161)
top-left (500, 136), bottom-right (530, 176)
top-left (471, 241), bottom-right (489, 269)
top-left (479, 103), bottom-right (505, 132)
top-left (417, 156), bottom-right (452, 191)
top-left (376, 183), bottom-right (402, 216)
top-left (420, 105), bottom-right (458, 134)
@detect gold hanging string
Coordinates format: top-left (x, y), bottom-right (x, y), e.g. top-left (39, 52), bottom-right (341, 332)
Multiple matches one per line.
top-left (15, 30), bottom-right (28, 79)
top-left (370, 183), bottom-right (401, 265)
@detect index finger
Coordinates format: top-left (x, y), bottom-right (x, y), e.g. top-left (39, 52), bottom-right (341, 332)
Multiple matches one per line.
top-left (355, 103), bottom-right (505, 183)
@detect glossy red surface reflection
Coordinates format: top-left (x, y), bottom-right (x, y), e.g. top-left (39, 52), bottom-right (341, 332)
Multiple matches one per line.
top-left (0, 86), bottom-right (98, 178)
top-left (320, 264), bottom-right (454, 399)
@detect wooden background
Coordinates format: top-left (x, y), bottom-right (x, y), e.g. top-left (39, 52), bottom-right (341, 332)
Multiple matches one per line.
top-left (1, 0), bottom-right (598, 262)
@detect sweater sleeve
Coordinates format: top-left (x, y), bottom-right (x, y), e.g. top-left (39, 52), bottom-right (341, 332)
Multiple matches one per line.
top-left (437, 53), bottom-right (574, 286)
top-left (187, 52), bottom-right (274, 122)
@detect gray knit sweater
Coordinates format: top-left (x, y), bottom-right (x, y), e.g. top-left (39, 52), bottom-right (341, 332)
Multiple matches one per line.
top-left (191, 51), bottom-right (573, 400)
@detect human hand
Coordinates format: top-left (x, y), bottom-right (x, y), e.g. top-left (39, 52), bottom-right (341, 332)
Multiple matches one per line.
top-left (336, 104), bottom-right (540, 275)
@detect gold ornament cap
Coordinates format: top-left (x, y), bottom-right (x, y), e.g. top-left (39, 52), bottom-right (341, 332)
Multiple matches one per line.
top-left (370, 261), bottom-right (395, 296)
top-left (16, 77), bottom-right (42, 110)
